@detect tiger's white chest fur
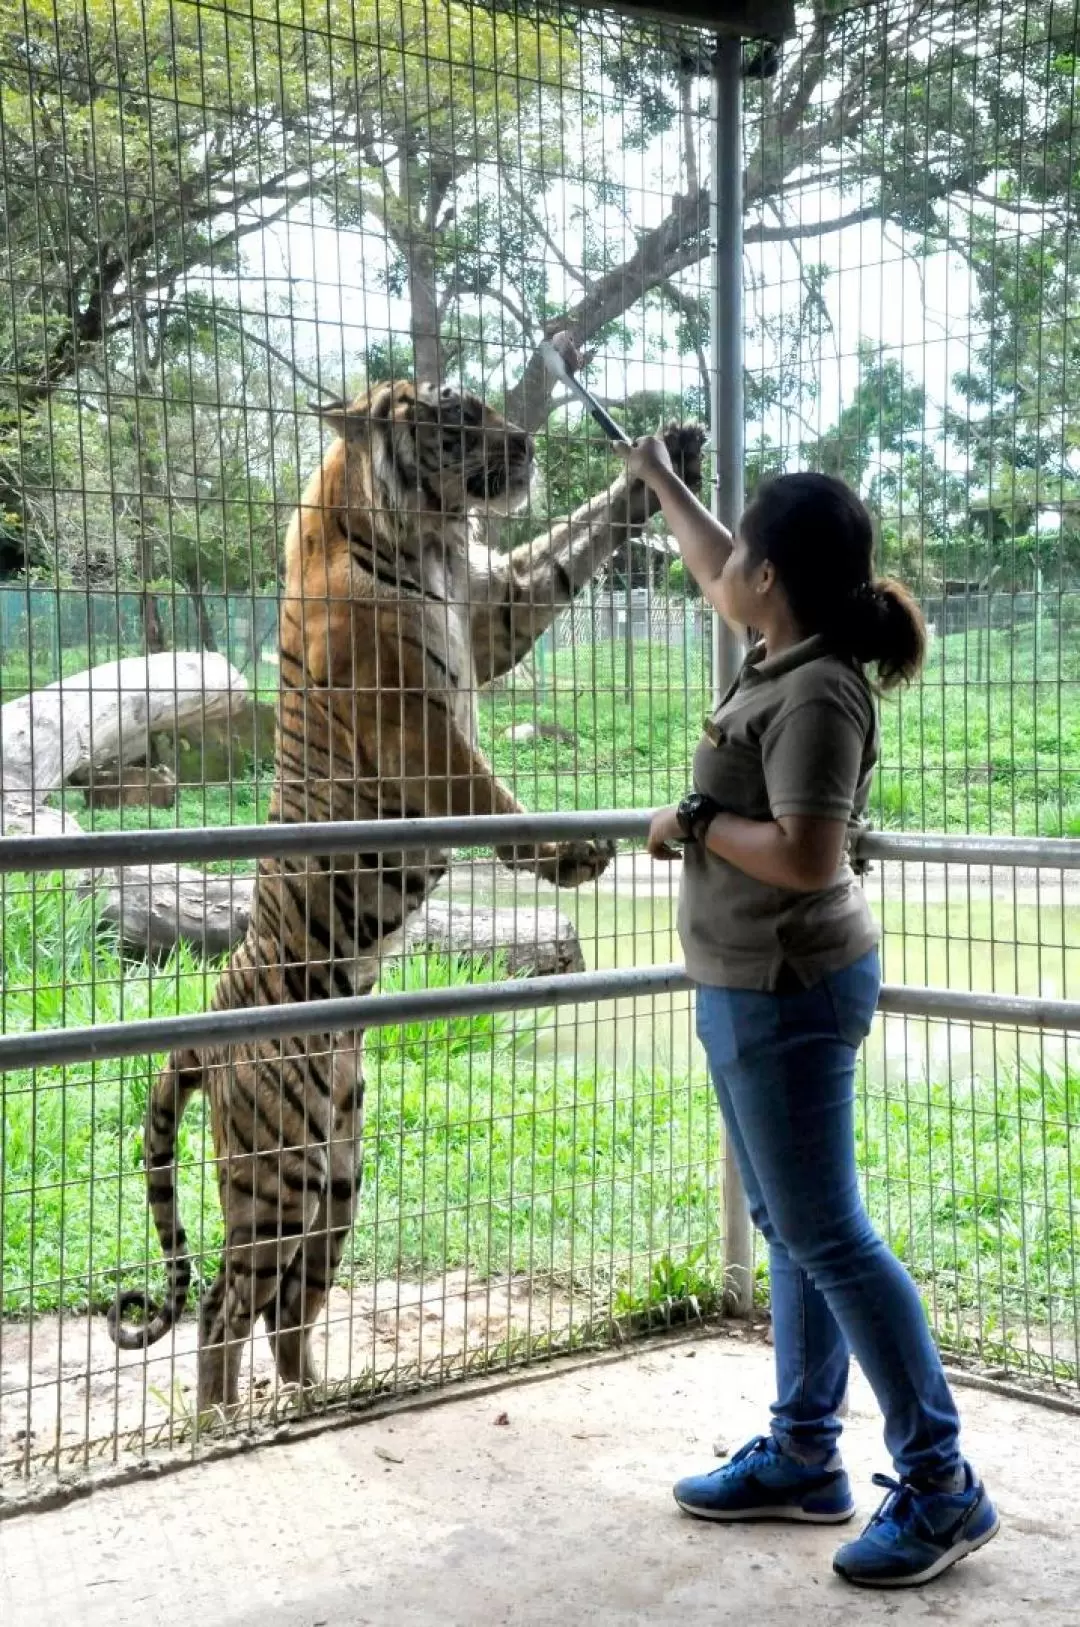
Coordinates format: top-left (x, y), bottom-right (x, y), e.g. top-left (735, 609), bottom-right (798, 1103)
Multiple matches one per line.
top-left (416, 528), bottom-right (479, 738)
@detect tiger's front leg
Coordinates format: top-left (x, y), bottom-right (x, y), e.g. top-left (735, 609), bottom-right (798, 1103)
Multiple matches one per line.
top-left (470, 421), bottom-right (708, 682)
top-left (494, 835), bottom-right (616, 888)
top-left (391, 690), bottom-right (616, 888)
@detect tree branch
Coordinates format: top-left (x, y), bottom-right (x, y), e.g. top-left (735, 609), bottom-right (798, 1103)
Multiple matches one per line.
top-left (496, 172), bottom-right (588, 289)
top-left (503, 187), bottom-right (711, 430)
top-left (656, 279), bottom-right (709, 403)
top-left (744, 202), bottom-right (883, 244)
top-left (155, 303), bottom-right (328, 400)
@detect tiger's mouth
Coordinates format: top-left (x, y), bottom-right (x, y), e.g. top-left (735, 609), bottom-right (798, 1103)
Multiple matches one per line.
top-left (465, 441), bottom-right (535, 514)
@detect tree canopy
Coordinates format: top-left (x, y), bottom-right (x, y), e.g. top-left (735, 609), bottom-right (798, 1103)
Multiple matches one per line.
top-left (0, 0), bottom-right (1075, 625)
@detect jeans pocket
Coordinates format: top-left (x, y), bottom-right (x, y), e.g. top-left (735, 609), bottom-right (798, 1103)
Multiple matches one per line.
top-left (823, 949), bottom-right (881, 1048)
top-left (696, 982), bottom-right (781, 1067)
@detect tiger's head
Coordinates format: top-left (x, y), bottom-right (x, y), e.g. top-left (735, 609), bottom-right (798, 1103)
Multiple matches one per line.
top-left (316, 379), bottom-right (535, 520)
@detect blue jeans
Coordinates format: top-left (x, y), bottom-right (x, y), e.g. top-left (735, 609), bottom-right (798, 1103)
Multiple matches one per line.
top-left (695, 949), bottom-right (962, 1482)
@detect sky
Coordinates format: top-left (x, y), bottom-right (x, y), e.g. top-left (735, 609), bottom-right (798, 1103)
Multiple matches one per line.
top-left (227, 134), bottom-right (978, 447)
top-left (195, 24), bottom-right (1015, 500)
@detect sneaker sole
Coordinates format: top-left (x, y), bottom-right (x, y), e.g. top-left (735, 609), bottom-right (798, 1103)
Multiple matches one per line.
top-left (834, 1513), bottom-right (1000, 1589)
top-left (675, 1496), bottom-right (857, 1526)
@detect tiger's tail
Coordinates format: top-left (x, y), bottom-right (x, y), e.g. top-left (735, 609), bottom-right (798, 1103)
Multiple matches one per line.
top-left (106, 1049), bottom-right (205, 1350)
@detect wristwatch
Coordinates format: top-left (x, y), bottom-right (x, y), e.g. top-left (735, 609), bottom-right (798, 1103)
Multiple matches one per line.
top-left (676, 791), bottom-right (720, 844)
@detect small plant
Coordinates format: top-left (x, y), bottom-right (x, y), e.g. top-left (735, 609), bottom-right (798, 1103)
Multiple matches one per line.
top-left (367, 950), bottom-right (526, 1066)
top-left (614, 1244), bottom-right (721, 1324)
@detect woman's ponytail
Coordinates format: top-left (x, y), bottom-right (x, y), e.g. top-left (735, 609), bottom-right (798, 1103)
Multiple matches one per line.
top-left (841, 577), bottom-right (926, 690)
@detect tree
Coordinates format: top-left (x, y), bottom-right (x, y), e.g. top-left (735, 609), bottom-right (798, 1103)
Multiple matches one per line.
top-left (948, 209), bottom-right (1080, 590)
top-left (1, 0), bottom-right (1077, 617)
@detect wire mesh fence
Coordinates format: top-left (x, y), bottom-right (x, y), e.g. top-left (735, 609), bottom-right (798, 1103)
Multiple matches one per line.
top-left (0, 0), bottom-right (1078, 1506)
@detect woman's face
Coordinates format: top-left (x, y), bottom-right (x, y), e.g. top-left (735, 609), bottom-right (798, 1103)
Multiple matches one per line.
top-left (715, 530), bottom-right (774, 635)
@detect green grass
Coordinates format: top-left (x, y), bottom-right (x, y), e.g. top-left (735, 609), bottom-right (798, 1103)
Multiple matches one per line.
top-left (483, 621), bottom-right (1080, 835)
top-left (1, 879), bottom-right (1076, 1379)
top-left (0, 893), bottom-right (720, 1317)
top-left (2, 619), bottom-right (1078, 1373)
top-left (19, 622), bottom-right (1080, 838)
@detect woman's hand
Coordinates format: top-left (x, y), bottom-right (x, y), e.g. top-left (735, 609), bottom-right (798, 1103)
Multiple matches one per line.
top-left (646, 805), bottom-right (684, 861)
top-left (614, 435), bottom-right (733, 610)
top-left (614, 434), bottom-right (675, 490)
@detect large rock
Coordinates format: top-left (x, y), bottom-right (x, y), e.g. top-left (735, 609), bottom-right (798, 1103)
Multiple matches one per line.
top-left (0, 651), bottom-right (247, 827)
top-left (81, 864), bottom-right (254, 959)
top-left (397, 896), bottom-right (585, 978)
top-left (84, 865), bottom-right (583, 978)
top-left (3, 652), bottom-right (582, 980)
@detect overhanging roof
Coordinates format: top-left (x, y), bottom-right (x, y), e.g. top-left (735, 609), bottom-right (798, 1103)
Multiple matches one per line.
top-left (576, 3), bottom-right (796, 36)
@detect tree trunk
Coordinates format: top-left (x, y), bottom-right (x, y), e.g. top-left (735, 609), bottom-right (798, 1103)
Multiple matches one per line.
top-left (409, 249), bottom-right (442, 386)
top-left (82, 867), bottom-right (584, 977)
top-left (183, 568), bottom-right (218, 651)
top-left (132, 303), bottom-right (169, 656)
top-left (141, 585), bottom-right (166, 654)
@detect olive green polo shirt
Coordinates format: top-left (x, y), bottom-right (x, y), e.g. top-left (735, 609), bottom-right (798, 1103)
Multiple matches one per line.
top-left (678, 634), bottom-right (880, 991)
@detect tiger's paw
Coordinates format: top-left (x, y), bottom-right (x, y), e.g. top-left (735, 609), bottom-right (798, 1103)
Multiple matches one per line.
top-left (534, 836), bottom-right (616, 888)
top-left (661, 421), bottom-right (707, 496)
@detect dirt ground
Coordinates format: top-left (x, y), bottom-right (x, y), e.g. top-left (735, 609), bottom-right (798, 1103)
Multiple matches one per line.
top-left (2, 1332), bottom-right (1077, 1627)
top-left (0, 1272), bottom-right (581, 1482)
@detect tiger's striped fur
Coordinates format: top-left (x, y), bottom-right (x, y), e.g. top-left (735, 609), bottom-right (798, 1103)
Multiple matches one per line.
top-left (107, 379), bottom-right (705, 1412)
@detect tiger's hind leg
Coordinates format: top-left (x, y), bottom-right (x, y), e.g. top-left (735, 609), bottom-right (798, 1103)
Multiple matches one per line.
top-left (264, 1034), bottom-right (365, 1392)
top-left (197, 1067), bottom-right (328, 1418)
top-left (197, 1177), bottom-right (321, 1415)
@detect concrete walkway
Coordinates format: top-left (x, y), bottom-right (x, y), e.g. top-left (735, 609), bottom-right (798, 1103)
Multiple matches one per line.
top-left (1, 1335), bottom-right (1076, 1627)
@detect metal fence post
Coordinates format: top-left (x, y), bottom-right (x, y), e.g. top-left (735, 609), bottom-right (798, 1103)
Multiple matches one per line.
top-left (711, 33), bottom-right (754, 1317)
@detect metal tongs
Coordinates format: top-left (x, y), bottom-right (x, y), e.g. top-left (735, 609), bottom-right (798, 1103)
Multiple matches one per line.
top-left (538, 337), bottom-right (633, 446)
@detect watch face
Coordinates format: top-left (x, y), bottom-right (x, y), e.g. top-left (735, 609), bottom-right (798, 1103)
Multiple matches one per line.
top-left (677, 794), bottom-right (704, 837)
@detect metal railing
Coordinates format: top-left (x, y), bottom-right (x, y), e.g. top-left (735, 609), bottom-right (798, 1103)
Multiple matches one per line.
top-left (3, 816), bottom-right (1080, 1081)
top-left (1, 0), bottom-right (1077, 1518)
top-left (2, 808), bottom-right (1078, 1463)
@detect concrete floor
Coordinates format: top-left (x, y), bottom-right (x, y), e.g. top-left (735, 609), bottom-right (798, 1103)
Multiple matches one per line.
top-left (1, 1334), bottom-right (1077, 1627)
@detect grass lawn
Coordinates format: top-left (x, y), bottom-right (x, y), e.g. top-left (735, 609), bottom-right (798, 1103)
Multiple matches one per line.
top-left (0, 879), bottom-right (1075, 1381)
top-left (1, 619), bottom-right (1077, 1377)
top-left (14, 620), bottom-right (1078, 838)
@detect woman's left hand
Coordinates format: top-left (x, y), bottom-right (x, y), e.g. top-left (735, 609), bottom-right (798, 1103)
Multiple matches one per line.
top-left (612, 434), bottom-right (676, 490)
top-left (646, 806), bottom-right (684, 861)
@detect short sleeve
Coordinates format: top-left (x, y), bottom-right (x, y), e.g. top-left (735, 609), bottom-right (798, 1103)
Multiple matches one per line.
top-left (761, 690), bottom-right (870, 822)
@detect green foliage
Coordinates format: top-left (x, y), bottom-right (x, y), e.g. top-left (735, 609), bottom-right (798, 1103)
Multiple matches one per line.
top-left (1, 872), bottom-right (1076, 1380)
top-left (1, 0), bottom-right (1073, 621)
top-left (613, 1243), bottom-right (721, 1324)
top-left (367, 952), bottom-right (521, 1067)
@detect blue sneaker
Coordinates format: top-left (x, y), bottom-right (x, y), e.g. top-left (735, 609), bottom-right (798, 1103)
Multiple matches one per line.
top-left (673, 1435), bottom-right (855, 1524)
top-left (833, 1465), bottom-right (999, 1588)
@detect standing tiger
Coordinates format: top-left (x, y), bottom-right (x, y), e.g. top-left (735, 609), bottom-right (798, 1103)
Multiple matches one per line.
top-left (108, 378), bottom-right (705, 1413)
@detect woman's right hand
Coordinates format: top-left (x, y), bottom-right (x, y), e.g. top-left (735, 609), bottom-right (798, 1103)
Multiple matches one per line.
top-left (646, 805), bottom-right (684, 861)
top-left (614, 434), bottom-right (676, 490)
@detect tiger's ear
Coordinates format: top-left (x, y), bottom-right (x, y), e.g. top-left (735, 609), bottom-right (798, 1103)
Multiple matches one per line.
top-left (308, 396), bottom-right (373, 440)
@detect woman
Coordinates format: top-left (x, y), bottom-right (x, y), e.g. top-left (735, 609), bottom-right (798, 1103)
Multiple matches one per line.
top-left (615, 436), bottom-right (998, 1589)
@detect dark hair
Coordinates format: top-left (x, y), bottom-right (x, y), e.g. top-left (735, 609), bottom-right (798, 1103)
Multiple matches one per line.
top-left (739, 472), bottom-right (926, 690)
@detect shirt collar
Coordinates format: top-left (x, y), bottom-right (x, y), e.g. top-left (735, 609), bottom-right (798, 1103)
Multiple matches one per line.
top-left (742, 633), bottom-right (829, 683)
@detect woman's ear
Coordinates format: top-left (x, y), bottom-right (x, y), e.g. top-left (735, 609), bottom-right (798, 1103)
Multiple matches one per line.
top-left (755, 558), bottom-right (776, 597)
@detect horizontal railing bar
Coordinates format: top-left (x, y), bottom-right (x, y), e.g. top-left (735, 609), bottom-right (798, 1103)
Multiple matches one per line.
top-left (2, 965), bottom-right (1080, 1074)
top-left (877, 984), bottom-right (1080, 1029)
top-left (0, 811), bottom-right (653, 872)
top-left (858, 831), bottom-right (1080, 870)
top-left (0, 964), bottom-right (693, 1072)
top-left (2, 812), bottom-right (1080, 874)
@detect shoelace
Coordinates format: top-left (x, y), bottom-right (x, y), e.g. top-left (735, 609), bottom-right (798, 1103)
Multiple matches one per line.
top-left (867, 1474), bottom-right (945, 1543)
top-left (710, 1436), bottom-right (775, 1478)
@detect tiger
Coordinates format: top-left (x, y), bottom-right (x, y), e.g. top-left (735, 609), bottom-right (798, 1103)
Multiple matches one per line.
top-left (107, 378), bottom-right (705, 1414)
